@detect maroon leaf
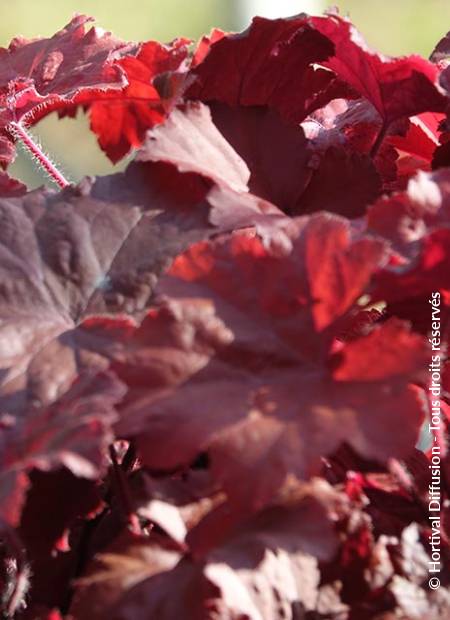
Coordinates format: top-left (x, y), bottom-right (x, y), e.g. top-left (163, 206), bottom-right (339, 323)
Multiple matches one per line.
top-left (209, 102), bottom-right (313, 214)
top-left (0, 171), bottom-right (27, 196)
top-left (0, 157), bottom-right (288, 527)
top-left (0, 470), bottom-right (30, 528)
top-left (69, 532), bottom-right (189, 620)
top-left (432, 139), bottom-right (450, 170)
top-left (310, 13), bottom-right (447, 126)
top-left (1, 11), bottom-right (449, 619)
top-left (0, 370), bottom-right (123, 530)
top-left (294, 145), bottom-right (381, 218)
top-left (136, 102), bottom-right (250, 192)
top-left (0, 15), bottom-right (136, 166)
top-left (0, 174), bottom-right (204, 527)
top-left (188, 15), bottom-right (352, 124)
top-left (72, 483), bottom-right (338, 620)
top-left (367, 166), bottom-right (450, 261)
top-left (19, 469), bottom-right (103, 556)
top-left (431, 30), bottom-right (450, 62)
top-left (101, 218), bottom-right (429, 507)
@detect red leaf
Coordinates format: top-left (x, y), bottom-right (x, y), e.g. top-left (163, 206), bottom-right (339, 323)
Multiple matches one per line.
top-left (0, 12), bottom-right (449, 618)
top-left (0, 469), bottom-right (30, 528)
top-left (0, 170), bottom-right (211, 525)
top-left (295, 145), bottom-right (381, 218)
top-left (72, 484), bottom-right (338, 620)
top-left (101, 219), bottom-right (428, 507)
top-left (209, 102), bottom-right (313, 214)
top-left (430, 30), bottom-right (450, 62)
top-left (136, 102), bottom-right (250, 192)
top-left (0, 15), bottom-right (136, 165)
top-left (302, 98), bottom-right (399, 193)
top-left (332, 318), bottom-right (430, 381)
top-left (310, 13), bottom-right (446, 125)
top-left (374, 228), bottom-right (450, 302)
top-left (367, 167), bottom-right (450, 261)
top-left (0, 160), bottom-right (288, 527)
top-left (388, 113), bottom-right (441, 164)
top-left (0, 170), bottom-right (26, 196)
top-left (70, 532), bottom-right (184, 620)
top-left (188, 16), bottom-right (352, 124)
top-left (191, 29), bottom-right (226, 68)
top-left (0, 371), bottom-right (123, 528)
top-left (162, 214), bottom-right (386, 337)
top-left (89, 38), bottom-right (189, 162)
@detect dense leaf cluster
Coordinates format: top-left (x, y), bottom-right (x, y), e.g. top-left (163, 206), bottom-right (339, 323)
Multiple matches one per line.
top-left (0, 10), bottom-right (449, 619)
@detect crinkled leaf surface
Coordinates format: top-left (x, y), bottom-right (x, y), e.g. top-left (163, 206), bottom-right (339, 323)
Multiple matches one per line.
top-left (72, 483), bottom-right (338, 620)
top-left (0, 159), bottom-right (287, 528)
top-left (0, 176), bottom-right (213, 529)
top-left (103, 216), bottom-right (430, 508)
top-left (136, 102), bottom-right (250, 192)
top-left (0, 370), bottom-right (123, 527)
top-left (1, 11), bottom-right (450, 620)
top-left (0, 15), bottom-right (136, 165)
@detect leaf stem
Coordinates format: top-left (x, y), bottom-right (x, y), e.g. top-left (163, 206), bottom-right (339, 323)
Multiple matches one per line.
top-left (9, 121), bottom-right (69, 189)
top-left (109, 444), bottom-right (142, 535)
top-left (370, 121), bottom-right (390, 159)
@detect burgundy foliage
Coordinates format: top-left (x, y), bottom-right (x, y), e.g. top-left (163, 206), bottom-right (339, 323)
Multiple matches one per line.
top-left (0, 9), bottom-right (449, 620)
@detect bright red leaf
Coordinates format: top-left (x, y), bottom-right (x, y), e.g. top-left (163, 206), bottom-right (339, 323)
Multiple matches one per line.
top-left (89, 38), bottom-right (190, 162)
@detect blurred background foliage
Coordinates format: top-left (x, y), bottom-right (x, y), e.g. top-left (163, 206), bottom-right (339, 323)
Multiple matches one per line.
top-left (2, 0), bottom-right (450, 188)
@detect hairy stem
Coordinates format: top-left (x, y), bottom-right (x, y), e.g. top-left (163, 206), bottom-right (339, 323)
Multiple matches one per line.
top-left (9, 121), bottom-right (69, 189)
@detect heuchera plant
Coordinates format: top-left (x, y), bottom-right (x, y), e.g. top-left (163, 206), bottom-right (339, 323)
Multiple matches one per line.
top-left (0, 9), bottom-right (449, 619)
